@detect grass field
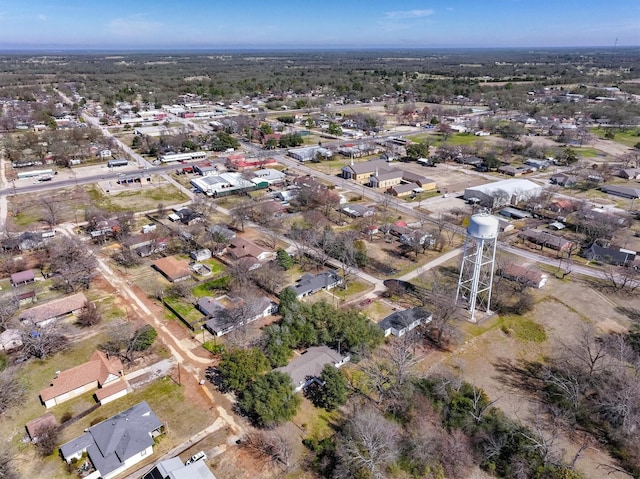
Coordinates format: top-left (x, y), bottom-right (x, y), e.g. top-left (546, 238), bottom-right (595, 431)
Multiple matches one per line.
top-left (87, 183), bottom-right (189, 213)
top-left (591, 127), bottom-right (640, 148)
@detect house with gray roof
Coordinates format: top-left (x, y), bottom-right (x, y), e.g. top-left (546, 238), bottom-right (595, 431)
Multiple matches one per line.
top-left (287, 271), bottom-right (342, 299)
top-left (379, 307), bottom-right (432, 337)
top-left (584, 240), bottom-right (637, 266)
top-left (60, 401), bottom-right (163, 479)
top-left (274, 345), bottom-right (350, 392)
top-left (600, 185), bottom-right (640, 199)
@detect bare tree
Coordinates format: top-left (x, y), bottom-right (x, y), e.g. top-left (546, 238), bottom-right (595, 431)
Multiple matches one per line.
top-left (20, 322), bottom-right (68, 360)
top-left (602, 265), bottom-right (640, 293)
top-left (76, 301), bottom-right (102, 327)
top-left (33, 422), bottom-right (61, 457)
top-left (243, 429), bottom-right (295, 470)
top-left (0, 441), bottom-right (19, 479)
top-left (40, 197), bottom-right (62, 230)
top-left (0, 367), bottom-right (27, 414)
top-left (48, 236), bottom-right (98, 292)
top-left (0, 296), bottom-right (19, 332)
top-left (336, 406), bottom-right (400, 479)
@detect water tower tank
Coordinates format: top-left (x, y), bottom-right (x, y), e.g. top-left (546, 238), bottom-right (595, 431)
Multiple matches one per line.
top-left (467, 214), bottom-right (499, 240)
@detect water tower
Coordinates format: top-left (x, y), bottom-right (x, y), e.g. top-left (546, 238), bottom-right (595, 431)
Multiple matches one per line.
top-left (455, 213), bottom-right (499, 322)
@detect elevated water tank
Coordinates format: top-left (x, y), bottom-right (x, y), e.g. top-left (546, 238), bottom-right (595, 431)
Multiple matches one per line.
top-left (467, 214), bottom-right (499, 240)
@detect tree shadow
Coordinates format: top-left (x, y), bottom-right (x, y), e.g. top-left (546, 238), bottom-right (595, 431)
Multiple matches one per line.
top-left (491, 356), bottom-right (545, 398)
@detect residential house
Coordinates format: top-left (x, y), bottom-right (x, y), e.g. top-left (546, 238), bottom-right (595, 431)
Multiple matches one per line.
top-left (498, 165), bottom-right (533, 176)
top-left (60, 401), bottom-right (163, 479)
top-left (142, 456), bottom-right (217, 479)
top-left (550, 173), bottom-right (578, 187)
top-left (617, 169), bottom-right (640, 180)
top-left (520, 229), bottom-right (573, 252)
top-left (287, 271), bottom-right (342, 299)
top-left (379, 308), bottom-right (432, 337)
top-left (19, 292), bottom-right (87, 327)
top-left (11, 269), bottom-right (35, 286)
top-left (274, 345), bottom-right (350, 392)
top-left (201, 295), bottom-right (277, 337)
top-left (152, 256), bottom-right (192, 282)
top-left (40, 350), bottom-right (127, 408)
top-left (584, 240), bottom-right (637, 266)
top-left (173, 208), bottom-right (203, 225)
top-left (498, 264), bottom-right (548, 288)
top-left (600, 185), bottom-right (640, 199)
top-left (228, 236), bottom-right (273, 264)
top-left (207, 224), bottom-right (236, 242)
top-left (252, 168), bottom-right (287, 185)
top-left (339, 204), bottom-right (374, 218)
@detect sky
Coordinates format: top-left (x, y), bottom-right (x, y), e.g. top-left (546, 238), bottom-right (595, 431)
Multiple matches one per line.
top-left (0, 0), bottom-right (638, 50)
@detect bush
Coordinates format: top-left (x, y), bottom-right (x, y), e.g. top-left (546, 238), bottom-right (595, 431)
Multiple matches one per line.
top-left (131, 325), bottom-right (157, 351)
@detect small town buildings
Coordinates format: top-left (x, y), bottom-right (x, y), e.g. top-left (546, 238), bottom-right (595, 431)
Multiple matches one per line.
top-left (498, 264), bottom-right (548, 288)
top-left (275, 345), bottom-right (350, 392)
top-left (288, 146), bottom-right (333, 162)
top-left (463, 179), bottom-right (542, 208)
top-left (207, 224), bottom-right (236, 242)
top-left (499, 207), bottom-right (532, 219)
top-left (11, 269), bottom-right (35, 286)
top-left (142, 456), bottom-right (217, 479)
top-left (252, 168), bottom-right (287, 185)
top-left (40, 350), bottom-right (126, 408)
top-left (369, 170), bottom-right (403, 189)
top-left (60, 401), bottom-right (163, 479)
top-left (400, 172), bottom-right (436, 190)
top-left (19, 292), bottom-right (87, 327)
top-left (379, 308), bottom-right (432, 337)
top-left (341, 159), bottom-right (388, 184)
top-left (498, 165), bottom-right (533, 176)
top-left (389, 182), bottom-right (421, 197)
top-left (287, 271), bottom-right (342, 299)
top-left (190, 172), bottom-right (257, 197)
top-left (152, 256), bottom-right (192, 282)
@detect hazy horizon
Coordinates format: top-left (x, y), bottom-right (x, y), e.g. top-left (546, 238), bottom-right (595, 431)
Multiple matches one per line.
top-left (0, 0), bottom-right (637, 50)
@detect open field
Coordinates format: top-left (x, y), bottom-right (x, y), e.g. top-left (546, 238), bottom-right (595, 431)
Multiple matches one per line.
top-left (414, 258), bottom-right (637, 479)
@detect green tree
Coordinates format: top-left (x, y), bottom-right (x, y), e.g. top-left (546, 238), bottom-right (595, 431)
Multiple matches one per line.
top-left (406, 142), bottom-right (429, 159)
top-left (218, 347), bottom-right (270, 393)
top-left (327, 122), bottom-right (343, 136)
top-left (276, 249), bottom-right (294, 270)
top-left (131, 325), bottom-right (157, 351)
top-left (310, 364), bottom-right (348, 411)
top-left (239, 371), bottom-right (301, 427)
top-left (260, 123), bottom-right (273, 135)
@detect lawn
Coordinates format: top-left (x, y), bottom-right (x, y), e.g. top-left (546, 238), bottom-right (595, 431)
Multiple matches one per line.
top-left (164, 296), bottom-right (204, 326)
top-left (591, 127), bottom-right (640, 148)
top-left (192, 276), bottom-right (231, 297)
top-left (334, 278), bottom-right (371, 300)
top-left (573, 146), bottom-right (601, 158)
